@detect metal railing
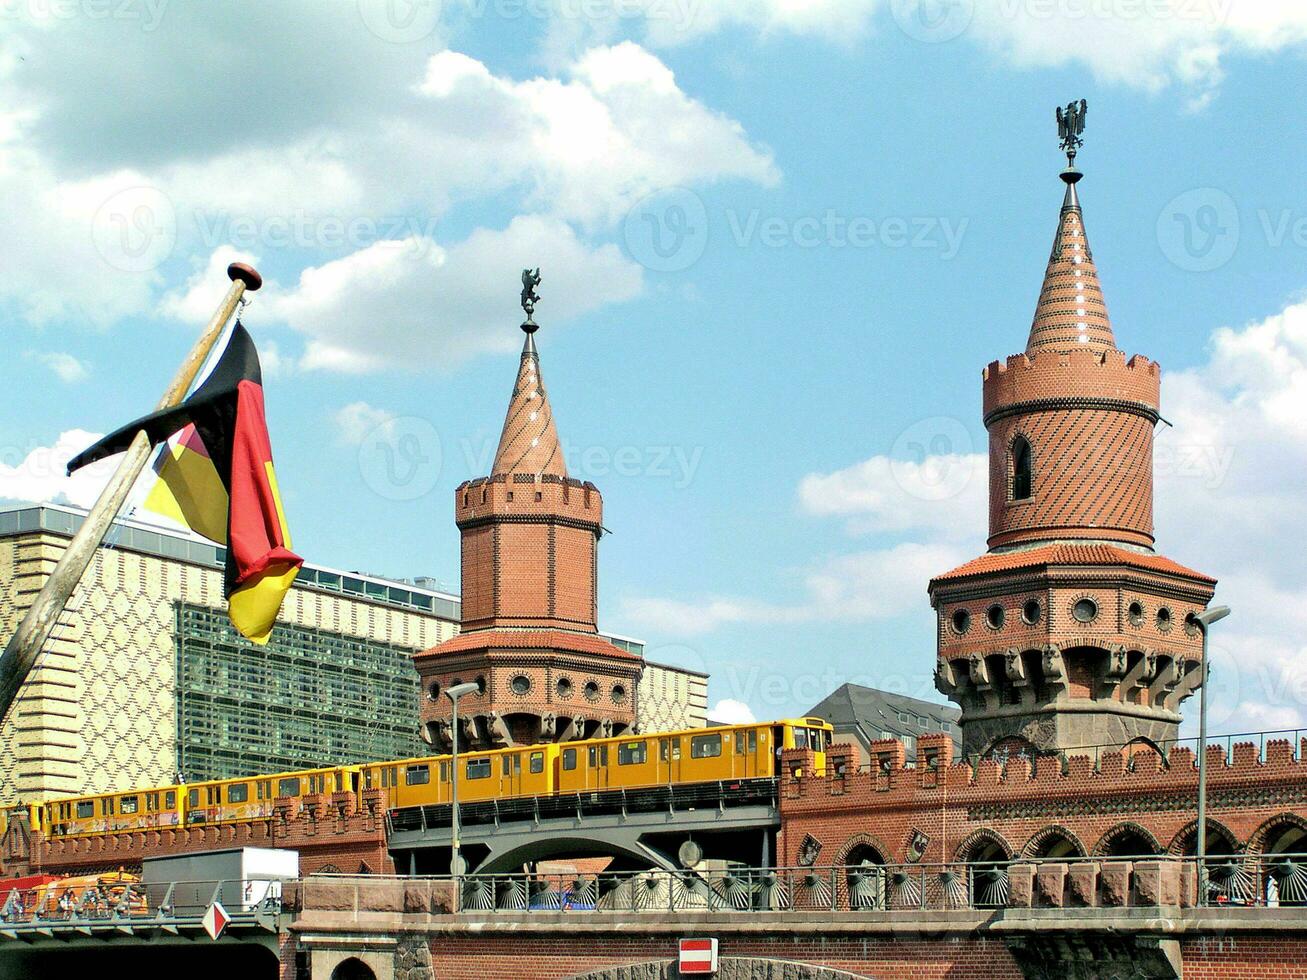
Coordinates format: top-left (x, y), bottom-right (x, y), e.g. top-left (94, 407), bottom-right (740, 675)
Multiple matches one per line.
top-left (0, 877), bottom-right (283, 931)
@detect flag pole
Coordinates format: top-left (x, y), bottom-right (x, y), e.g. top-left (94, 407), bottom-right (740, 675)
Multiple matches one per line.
top-left (0, 262), bottom-right (263, 725)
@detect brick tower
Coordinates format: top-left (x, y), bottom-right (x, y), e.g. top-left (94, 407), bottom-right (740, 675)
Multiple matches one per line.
top-left (930, 112), bottom-right (1216, 757)
top-left (413, 279), bottom-right (642, 752)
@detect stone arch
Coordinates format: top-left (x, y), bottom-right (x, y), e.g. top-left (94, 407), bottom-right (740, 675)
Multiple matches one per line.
top-left (566, 959), bottom-right (874, 979)
top-left (981, 734), bottom-right (1036, 763)
top-left (1022, 825), bottom-right (1087, 859)
top-left (1247, 812), bottom-right (1307, 856)
top-left (1122, 736), bottom-right (1167, 767)
top-left (835, 833), bottom-right (890, 867)
top-left (331, 958), bottom-right (378, 980)
top-left (954, 827), bottom-right (1014, 863)
top-left (1093, 821), bottom-right (1161, 858)
top-left (1167, 818), bottom-right (1239, 856)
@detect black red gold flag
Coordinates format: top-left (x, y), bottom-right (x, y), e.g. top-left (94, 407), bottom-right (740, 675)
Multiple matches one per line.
top-left (67, 323), bottom-right (301, 644)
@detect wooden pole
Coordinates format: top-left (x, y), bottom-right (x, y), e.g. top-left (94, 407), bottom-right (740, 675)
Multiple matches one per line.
top-left (0, 262), bottom-right (263, 725)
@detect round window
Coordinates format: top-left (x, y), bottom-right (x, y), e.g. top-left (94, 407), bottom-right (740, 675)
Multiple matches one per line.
top-left (583, 681), bottom-right (600, 701)
top-left (1185, 612), bottom-right (1200, 636)
top-left (1128, 601), bottom-right (1144, 627)
top-left (556, 677), bottom-right (573, 698)
top-left (1072, 598), bottom-right (1098, 624)
top-left (1021, 600), bottom-right (1041, 626)
top-left (475, 675), bottom-right (487, 695)
top-left (427, 681), bottom-right (441, 701)
top-left (612, 684), bottom-right (627, 704)
top-left (1156, 606), bottom-right (1172, 631)
top-left (950, 609), bottom-right (971, 635)
top-left (986, 604), bottom-right (1005, 630)
top-left (510, 674), bottom-right (531, 695)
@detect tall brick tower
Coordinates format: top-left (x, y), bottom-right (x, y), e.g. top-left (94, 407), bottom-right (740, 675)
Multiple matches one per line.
top-left (413, 274), bottom-right (642, 752)
top-left (930, 106), bottom-right (1216, 757)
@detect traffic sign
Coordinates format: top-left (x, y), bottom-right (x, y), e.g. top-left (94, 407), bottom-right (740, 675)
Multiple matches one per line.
top-left (202, 900), bottom-right (230, 941)
top-left (678, 938), bottom-right (718, 974)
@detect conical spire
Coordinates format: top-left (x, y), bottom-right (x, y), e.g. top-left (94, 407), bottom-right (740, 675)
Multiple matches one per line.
top-left (1025, 171), bottom-right (1116, 356)
top-left (492, 278), bottom-right (567, 478)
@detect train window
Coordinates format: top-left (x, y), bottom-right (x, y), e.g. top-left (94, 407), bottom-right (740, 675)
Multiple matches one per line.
top-left (690, 734), bottom-right (723, 759)
top-left (278, 777), bottom-right (302, 798)
top-left (76, 801), bottom-right (93, 819)
top-left (466, 758), bottom-right (491, 780)
top-left (588, 745), bottom-right (609, 767)
top-left (102, 798), bottom-right (115, 815)
top-left (228, 783), bottom-right (249, 803)
top-left (530, 752), bottom-right (544, 774)
top-left (439, 762), bottom-right (449, 782)
top-left (659, 739), bottom-right (669, 762)
top-left (364, 769), bottom-right (375, 790)
top-left (735, 733), bottom-right (746, 755)
top-left (165, 791), bottom-right (175, 809)
top-left (405, 765), bottom-right (430, 786)
top-left (309, 774), bottom-right (323, 794)
top-left (794, 728), bottom-right (809, 750)
top-left (502, 756), bottom-right (511, 777)
top-left (188, 789), bottom-right (199, 808)
top-left (120, 796), bottom-right (139, 814)
top-left (618, 742), bottom-right (647, 766)
top-left (749, 731), bottom-right (757, 753)
top-left (562, 748), bottom-right (577, 771)
top-left (207, 787), bottom-right (222, 805)
top-left (513, 754), bottom-right (521, 774)
top-left (146, 794), bottom-right (156, 812)
top-left (810, 729), bottom-right (827, 751)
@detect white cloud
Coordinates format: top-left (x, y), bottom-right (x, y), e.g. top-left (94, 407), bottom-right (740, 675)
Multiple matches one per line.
top-left (27, 351), bottom-right (89, 384)
top-left (334, 401), bottom-right (398, 446)
top-left (708, 698), bottom-right (757, 725)
top-left (0, 429), bottom-right (112, 510)
top-left (158, 246), bottom-right (265, 325)
top-left (272, 216), bottom-right (643, 372)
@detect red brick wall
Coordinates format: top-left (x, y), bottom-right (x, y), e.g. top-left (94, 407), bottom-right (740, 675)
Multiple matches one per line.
top-left (1180, 936), bottom-right (1307, 979)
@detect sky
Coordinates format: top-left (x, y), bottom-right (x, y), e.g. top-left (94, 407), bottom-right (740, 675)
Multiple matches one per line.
top-left (2, 0), bottom-right (1307, 737)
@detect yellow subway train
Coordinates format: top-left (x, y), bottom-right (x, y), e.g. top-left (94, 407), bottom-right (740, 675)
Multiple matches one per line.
top-left (18, 718), bottom-right (831, 840)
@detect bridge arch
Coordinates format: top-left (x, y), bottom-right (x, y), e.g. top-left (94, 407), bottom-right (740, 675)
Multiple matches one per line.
top-left (1167, 818), bottom-right (1239, 856)
top-left (331, 957), bottom-right (378, 980)
top-left (1022, 825), bottom-right (1086, 859)
top-left (1093, 821), bottom-right (1161, 858)
top-left (954, 828), bottom-right (1013, 863)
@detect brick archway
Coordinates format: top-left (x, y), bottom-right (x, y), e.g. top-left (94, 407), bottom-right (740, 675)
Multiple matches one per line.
top-left (1167, 818), bottom-right (1240, 856)
top-left (1022, 824), bottom-right (1087, 859)
top-left (1247, 812), bottom-right (1307, 856)
top-left (954, 828), bottom-right (1014, 863)
top-left (1093, 821), bottom-right (1161, 857)
top-left (566, 959), bottom-right (875, 979)
top-left (835, 833), bottom-right (891, 867)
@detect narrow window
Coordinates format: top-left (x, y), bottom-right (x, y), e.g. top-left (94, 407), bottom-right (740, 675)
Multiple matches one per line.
top-left (562, 748), bottom-right (577, 771)
top-left (1012, 436), bottom-right (1032, 500)
top-left (529, 752), bottom-right (544, 774)
top-left (405, 764), bottom-right (431, 786)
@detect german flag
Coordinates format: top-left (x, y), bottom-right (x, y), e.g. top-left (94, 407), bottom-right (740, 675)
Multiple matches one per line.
top-left (67, 323), bottom-right (301, 644)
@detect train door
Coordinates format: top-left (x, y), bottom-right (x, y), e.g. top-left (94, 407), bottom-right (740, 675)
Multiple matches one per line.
top-left (734, 729), bottom-right (759, 778)
top-left (587, 743), bottom-right (610, 790)
top-left (659, 735), bottom-right (682, 784)
top-left (501, 752), bottom-right (523, 798)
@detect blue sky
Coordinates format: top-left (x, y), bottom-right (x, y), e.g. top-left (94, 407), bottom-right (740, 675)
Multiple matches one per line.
top-left (3, 1), bottom-right (1307, 734)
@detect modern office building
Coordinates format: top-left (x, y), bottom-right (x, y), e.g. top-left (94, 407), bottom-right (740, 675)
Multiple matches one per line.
top-left (0, 503), bottom-right (698, 805)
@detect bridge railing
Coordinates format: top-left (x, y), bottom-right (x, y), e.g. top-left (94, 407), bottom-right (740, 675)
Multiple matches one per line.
top-left (0, 877), bottom-right (283, 928)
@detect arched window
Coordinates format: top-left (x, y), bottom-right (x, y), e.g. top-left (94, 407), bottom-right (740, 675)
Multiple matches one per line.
top-left (1011, 436), bottom-right (1032, 500)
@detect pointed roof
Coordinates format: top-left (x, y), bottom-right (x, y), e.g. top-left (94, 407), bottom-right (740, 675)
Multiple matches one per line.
top-left (929, 543), bottom-right (1216, 587)
top-left (1025, 173), bottom-right (1117, 356)
top-left (491, 331), bottom-right (567, 478)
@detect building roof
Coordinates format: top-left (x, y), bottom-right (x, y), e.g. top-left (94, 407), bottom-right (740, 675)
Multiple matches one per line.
top-left (1025, 175), bottom-right (1117, 356)
top-left (929, 542), bottom-right (1216, 586)
top-left (492, 331), bottom-right (567, 478)
top-left (420, 628), bottom-right (643, 661)
top-left (808, 682), bottom-right (960, 748)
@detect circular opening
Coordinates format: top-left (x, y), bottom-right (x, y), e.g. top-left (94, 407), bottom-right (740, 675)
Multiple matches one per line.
top-left (1156, 606), bottom-right (1172, 630)
top-left (950, 609), bottom-right (971, 635)
top-left (475, 675), bottom-right (486, 695)
top-left (612, 684), bottom-right (627, 704)
top-left (1128, 601), bottom-right (1144, 626)
top-left (986, 604), bottom-right (1005, 630)
top-left (1185, 612), bottom-right (1200, 636)
top-left (556, 676), bottom-right (573, 698)
top-left (1021, 600), bottom-right (1041, 626)
top-left (583, 681), bottom-right (600, 701)
top-left (510, 674), bottom-right (531, 695)
top-left (451, 677), bottom-right (463, 689)
top-left (427, 681), bottom-right (441, 701)
top-left (1072, 598), bottom-right (1098, 624)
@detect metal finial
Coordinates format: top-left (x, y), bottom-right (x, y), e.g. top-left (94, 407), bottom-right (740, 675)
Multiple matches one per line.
top-left (1055, 99), bottom-right (1087, 183)
top-left (520, 267), bottom-right (541, 334)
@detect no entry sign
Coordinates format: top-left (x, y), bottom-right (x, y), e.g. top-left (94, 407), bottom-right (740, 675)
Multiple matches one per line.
top-left (679, 938), bottom-right (718, 974)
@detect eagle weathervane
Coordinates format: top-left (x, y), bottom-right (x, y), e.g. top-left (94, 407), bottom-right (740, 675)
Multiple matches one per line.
top-left (520, 267), bottom-right (542, 334)
top-left (1056, 98), bottom-right (1087, 167)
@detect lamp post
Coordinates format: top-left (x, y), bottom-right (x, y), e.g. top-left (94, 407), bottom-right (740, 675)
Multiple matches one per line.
top-left (1193, 604), bottom-right (1231, 904)
top-left (444, 681), bottom-right (480, 903)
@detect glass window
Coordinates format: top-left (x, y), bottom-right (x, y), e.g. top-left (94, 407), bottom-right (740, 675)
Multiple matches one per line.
top-left (120, 796), bottom-right (139, 814)
top-left (228, 783), bottom-right (249, 803)
top-left (405, 765), bottom-right (430, 786)
top-left (659, 739), bottom-right (669, 762)
top-left (102, 798), bottom-right (114, 815)
top-left (530, 752), bottom-right (544, 774)
top-left (1012, 436), bottom-right (1032, 500)
top-left (690, 733), bottom-right (723, 759)
top-left (439, 761), bottom-right (449, 782)
top-left (165, 791), bottom-right (175, 809)
top-left (562, 748), bottom-right (577, 771)
top-left (278, 777), bottom-right (302, 797)
top-left (736, 732), bottom-right (746, 755)
top-left (466, 758), bottom-right (491, 780)
top-left (76, 800), bottom-right (93, 819)
top-left (502, 756), bottom-right (512, 777)
top-left (794, 728), bottom-right (809, 749)
top-left (618, 741), bottom-right (647, 766)
top-left (188, 788), bottom-right (199, 807)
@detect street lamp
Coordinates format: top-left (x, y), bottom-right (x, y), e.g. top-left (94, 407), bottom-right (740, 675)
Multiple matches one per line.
top-left (445, 681), bottom-right (480, 896)
top-left (1193, 604), bottom-right (1231, 903)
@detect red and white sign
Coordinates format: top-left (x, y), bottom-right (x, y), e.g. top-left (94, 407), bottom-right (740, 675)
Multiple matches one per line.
top-left (679, 938), bottom-right (718, 974)
top-left (202, 900), bottom-right (231, 941)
